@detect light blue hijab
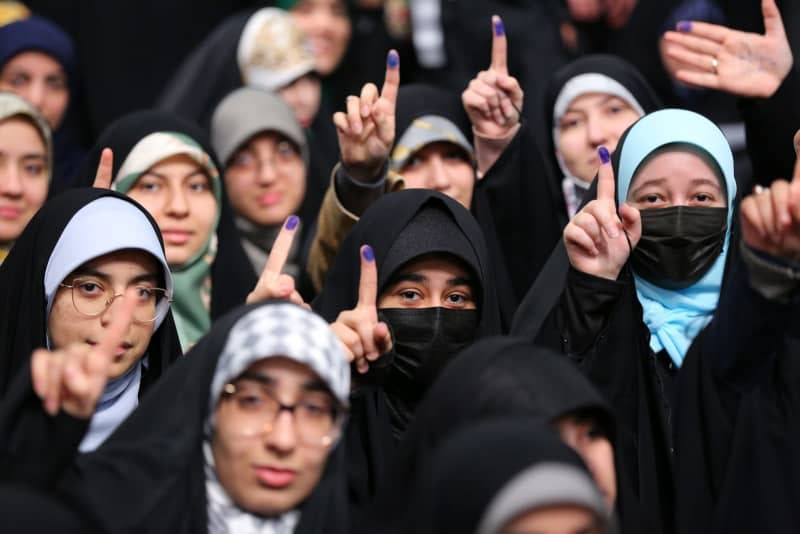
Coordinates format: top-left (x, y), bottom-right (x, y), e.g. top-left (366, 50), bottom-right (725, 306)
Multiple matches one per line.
top-left (616, 109), bottom-right (737, 368)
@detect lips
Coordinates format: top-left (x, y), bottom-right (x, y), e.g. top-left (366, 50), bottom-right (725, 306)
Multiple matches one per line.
top-left (258, 192), bottom-right (283, 207)
top-left (87, 340), bottom-right (133, 360)
top-left (0, 206), bottom-right (21, 219)
top-left (254, 466), bottom-right (297, 488)
top-left (161, 229), bottom-right (193, 245)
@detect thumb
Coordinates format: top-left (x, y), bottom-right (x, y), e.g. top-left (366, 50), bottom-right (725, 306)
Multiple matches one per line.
top-left (619, 203), bottom-right (642, 248)
top-left (762, 0), bottom-right (786, 38)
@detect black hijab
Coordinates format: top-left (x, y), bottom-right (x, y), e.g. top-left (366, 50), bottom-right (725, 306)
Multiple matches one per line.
top-left (391, 84), bottom-right (518, 328)
top-left (52, 300), bottom-right (350, 534)
top-left (512, 57), bottom-right (662, 341)
top-left (0, 188), bottom-right (181, 486)
top-left (366, 336), bottom-right (616, 533)
top-left (405, 418), bottom-right (608, 534)
top-left (0, 188), bottom-right (180, 396)
top-left (312, 189), bottom-right (501, 520)
top-left (59, 110), bottom-right (257, 322)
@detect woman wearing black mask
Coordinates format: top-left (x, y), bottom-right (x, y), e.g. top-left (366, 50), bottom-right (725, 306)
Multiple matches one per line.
top-left (312, 188), bottom-right (502, 518)
top-left (533, 108), bottom-right (800, 532)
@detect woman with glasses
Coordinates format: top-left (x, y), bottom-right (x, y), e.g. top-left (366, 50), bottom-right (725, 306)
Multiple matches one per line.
top-left (0, 188), bottom-right (180, 486)
top-left (65, 110), bottom-right (257, 351)
top-left (211, 87), bottom-right (315, 298)
top-left (1, 301), bottom-right (351, 533)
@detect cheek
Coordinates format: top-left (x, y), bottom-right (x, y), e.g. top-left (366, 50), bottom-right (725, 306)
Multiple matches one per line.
top-left (23, 178), bottom-right (49, 207)
top-left (558, 129), bottom-right (586, 158)
top-left (126, 192), bottom-right (163, 222)
top-left (193, 196), bottom-right (218, 233)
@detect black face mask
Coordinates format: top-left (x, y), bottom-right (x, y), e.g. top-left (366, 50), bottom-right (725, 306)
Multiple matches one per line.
top-left (375, 307), bottom-right (479, 438)
top-left (631, 206), bottom-right (727, 290)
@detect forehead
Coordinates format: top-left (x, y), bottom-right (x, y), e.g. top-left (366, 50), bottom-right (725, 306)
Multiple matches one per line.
top-left (631, 149), bottom-right (722, 188)
top-left (237, 356), bottom-right (320, 386)
top-left (240, 131), bottom-right (294, 150)
top-left (391, 254), bottom-right (472, 280)
top-left (0, 116), bottom-right (45, 148)
top-left (3, 50), bottom-right (64, 73)
top-left (409, 140), bottom-right (469, 159)
top-left (75, 249), bottom-right (159, 275)
top-left (565, 92), bottom-right (630, 112)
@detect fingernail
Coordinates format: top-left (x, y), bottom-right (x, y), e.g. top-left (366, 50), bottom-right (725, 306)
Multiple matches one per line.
top-left (493, 16), bottom-right (505, 36)
top-left (387, 50), bottom-right (399, 68)
top-left (362, 245), bottom-right (374, 262)
top-left (677, 21), bottom-right (691, 32)
top-left (285, 215), bottom-right (299, 230)
top-left (598, 146), bottom-right (610, 164)
top-left (607, 226), bottom-right (619, 239)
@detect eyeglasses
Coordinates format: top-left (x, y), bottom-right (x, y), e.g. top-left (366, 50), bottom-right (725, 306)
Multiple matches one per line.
top-left (219, 380), bottom-right (345, 447)
top-left (59, 277), bottom-right (171, 324)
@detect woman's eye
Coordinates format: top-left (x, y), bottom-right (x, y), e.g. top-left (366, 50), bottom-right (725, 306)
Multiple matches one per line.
top-left (134, 286), bottom-right (155, 300)
top-left (639, 194), bottom-right (661, 204)
top-left (236, 393), bottom-right (265, 409)
top-left (276, 141), bottom-right (298, 158)
top-left (694, 193), bottom-right (713, 202)
top-left (7, 74), bottom-right (29, 87)
top-left (231, 151), bottom-right (256, 168)
top-left (187, 181), bottom-right (210, 193)
top-left (560, 118), bottom-right (581, 130)
top-left (399, 290), bottom-right (421, 301)
top-left (445, 293), bottom-right (469, 304)
top-left (77, 281), bottom-right (104, 296)
top-left (135, 180), bottom-right (160, 192)
top-left (444, 150), bottom-right (470, 163)
top-left (46, 77), bottom-right (67, 91)
top-left (23, 163), bottom-right (45, 175)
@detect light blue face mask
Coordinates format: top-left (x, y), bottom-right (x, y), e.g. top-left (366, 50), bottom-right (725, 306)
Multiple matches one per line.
top-left (615, 109), bottom-right (737, 368)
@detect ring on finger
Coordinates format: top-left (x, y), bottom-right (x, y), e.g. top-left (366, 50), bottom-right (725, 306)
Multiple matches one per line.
top-left (754, 184), bottom-right (769, 195)
top-left (710, 56), bottom-right (719, 75)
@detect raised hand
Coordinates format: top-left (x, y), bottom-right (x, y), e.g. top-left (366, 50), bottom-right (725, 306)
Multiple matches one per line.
top-left (330, 245), bottom-right (393, 374)
top-left (92, 148), bottom-right (114, 189)
top-left (741, 147), bottom-right (800, 259)
top-left (31, 289), bottom-right (137, 418)
top-left (246, 215), bottom-right (307, 307)
top-left (563, 147), bottom-right (641, 280)
top-left (333, 50), bottom-right (400, 182)
top-left (462, 15), bottom-right (524, 137)
top-left (661, 0), bottom-right (792, 98)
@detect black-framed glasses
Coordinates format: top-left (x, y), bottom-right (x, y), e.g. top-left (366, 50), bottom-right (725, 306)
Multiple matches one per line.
top-left (219, 379), bottom-right (346, 447)
top-left (59, 277), bottom-right (171, 324)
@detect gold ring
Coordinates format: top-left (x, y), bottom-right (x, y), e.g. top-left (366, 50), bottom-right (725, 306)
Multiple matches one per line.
top-left (711, 57), bottom-right (719, 75)
top-left (754, 184), bottom-right (768, 195)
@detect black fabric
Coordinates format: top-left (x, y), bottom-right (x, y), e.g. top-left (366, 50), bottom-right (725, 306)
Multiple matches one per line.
top-left (393, 83), bottom-right (517, 328)
top-left (55, 110), bottom-right (257, 321)
top-left (0, 188), bottom-right (182, 486)
top-left (0, 482), bottom-right (97, 533)
top-left (365, 336), bottom-right (626, 533)
top-left (406, 418), bottom-right (591, 534)
top-left (156, 8), bottom-right (338, 232)
top-left (49, 301), bottom-right (349, 534)
top-left (311, 189), bottom-right (502, 524)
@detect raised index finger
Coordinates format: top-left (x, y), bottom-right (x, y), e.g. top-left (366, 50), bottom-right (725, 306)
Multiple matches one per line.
top-left (490, 15), bottom-right (508, 75)
top-left (264, 215), bottom-right (299, 275)
top-left (357, 245), bottom-right (378, 309)
top-left (92, 289), bottom-right (137, 365)
top-left (381, 50), bottom-right (400, 108)
top-left (596, 146), bottom-right (617, 202)
top-left (93, 148), bottom-right (114, 189)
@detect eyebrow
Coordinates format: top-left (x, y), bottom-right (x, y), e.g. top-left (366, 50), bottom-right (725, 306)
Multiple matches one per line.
top-left (140, 169), bottom-right (206, 181)
top-left (21, 154), bottom-right (47, 161)
top-left (70, 267), bottom-right (159, 285)
top-left (629, 176), bottom-right (723, 198)
top-left (389, 273), bottom-right (475, 288)
top-left (238, 372), bottom-right (330, 393)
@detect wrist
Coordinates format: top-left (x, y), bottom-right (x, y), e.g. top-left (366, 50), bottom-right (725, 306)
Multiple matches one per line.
top-left (342, 159), bottom-right (387, 183)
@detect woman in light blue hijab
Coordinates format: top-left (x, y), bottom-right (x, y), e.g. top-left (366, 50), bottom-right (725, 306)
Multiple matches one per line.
top-left (541, 107), bottom-right (800, 533)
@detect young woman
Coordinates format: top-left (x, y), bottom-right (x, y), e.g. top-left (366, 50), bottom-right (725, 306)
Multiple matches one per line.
top-left (0, 188), bottom-right (180, 482)
top-left (0, 92), bottom-right (51, 263)
top-left (3, 300), bottom-right (352, 533)
top-left (68, 111), bottom-right (256, 350)
top-left (312, 188), bottom-right (502, 518)
top-left (0, 16), bottom-right (85, 184)
top-left (406, 418), bottom-right (614, 534)
top-left (211, 87), bottom-right (315, 296)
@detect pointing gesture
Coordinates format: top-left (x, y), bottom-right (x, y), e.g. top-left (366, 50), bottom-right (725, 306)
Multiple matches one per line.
top-left (92, 148), bottom-right (114, 189)
top-left (330, 245), bottom-right (393, 374)
top-left (246, 215), bottom-right (308, 307)
top-left (334, 50), bottom-right (400, 183)
top-left (31, 288), bottom-right (138, 418)
top-left (462, 15), bottom-right (524, 138)
top-left (564, 147), bottom-right (641, 280)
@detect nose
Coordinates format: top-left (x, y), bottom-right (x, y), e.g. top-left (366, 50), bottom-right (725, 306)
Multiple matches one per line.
top-left (0, 163), bottom-right (24, 198)
top-left (264, 409), bottom-right (298, 454)
top-left (257, 156), bottom-right (278, 186)
top-left (426, 156), bottom-right (451, 192)
top-left (22, 81), bottom-right (46, 112)
top-left (164, 185), bottom-right (189, 217)
top-left (585, 115), bottom-right (609, 148)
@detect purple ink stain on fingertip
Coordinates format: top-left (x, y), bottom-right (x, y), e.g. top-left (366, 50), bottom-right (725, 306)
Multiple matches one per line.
top-left (677, 21), bottom-right (692, 32)
top-left (387, 50), bottom-right (399, 68)
top-left (494, 17), bottom-right (505, 36)
top-left (598, 146), bottom-right (610, 164)
top-left (362, 245), bottom-right (375, 262)
top-left (285, 215), bottom-right (299, 230)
